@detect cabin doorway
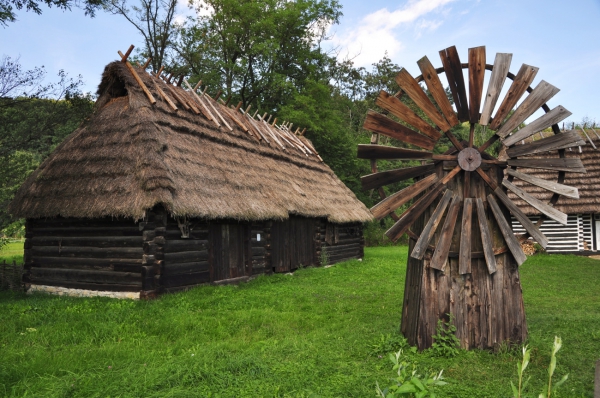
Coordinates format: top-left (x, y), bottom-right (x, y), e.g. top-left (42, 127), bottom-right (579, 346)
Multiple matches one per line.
top-left (209, 223), bottom-right (250, 281)
top-left (271, 216), bottom-right (317, 272)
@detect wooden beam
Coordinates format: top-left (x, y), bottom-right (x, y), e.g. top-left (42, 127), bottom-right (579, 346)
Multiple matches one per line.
top-left (506, 168), bottom-right (579, 199)
top-left (370, 174), bottom-right (439, 220)
top-left (120, 45), bottom-right (134, 62)
top-left (430, 194), bottom-right (461, 271)
top-left (506, 158), bottom-right (586, 173)
top-left (475, 197), bottom-right (497, 274)
top-left (411, 189), bottom-right (454, 259)
top-left (363, 110), bottom-right (435, 150)
top-left (502, 105), bottom-right (571, 147)
top-left (489, 64), bottom-right (538, 130)
top-left (468, 46), bottom-right (486, 124)
top-left (417, 55), bottom-right (459, 126)
top-left (142, 57), bottom-right (152, 69)
top-left (439, 45), bottom-right (469, 122)
top-left (487, 194), bottom-right (527, 266)
top-left (375, 91), bottom-right (441, 140)
top-left (117, 50), bottom-right (156, 105)
top-left (153, 80), bottom-right (178, 111)
top-left (502, 179), bottom-right (568, 225)
top-left (361, 164), bottom-right (435, 190)
top-left (506, 130), bottom-right (585, 157)
top-left (480, 52), bottom-right (512, 126)
top-left (459, 198), bottom-right (473, 274)
top-left (357, 144), bottom-right (433, 160)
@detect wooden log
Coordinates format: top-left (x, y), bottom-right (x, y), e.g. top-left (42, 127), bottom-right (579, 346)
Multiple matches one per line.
top-left (375, 91), bottom-right (441, 140)
top-left (411, 190), bottom-right (454, 260)
top-left (506, 169), bottom-right (579, 199)
top-left (430, 194), bottom-right (461, 271)
top-left (363, 110), bottom-right (435, 150)
top-left (496, 81), bottom-right (560, 138)
top-left (395, 68), bottom-right (451, 132)
top-left (30, 267), bottom-right (141, 284)
top-left (459, 198), bottom-right (473, 274)
top-left (161, 271), bottom-right (210, 287)
top-left (165, 239), bottom-right (208, 253)
top-left (33, 256), bottom-right (142, 267)
top-left (357, 144), bottom-right (433, 160)
top-left (31, 236), bottom-right (143, 248)
top-left (31, 246), bottom-right (143, 259)
top-left (205, 95), bottom-right (233, 131)
top-left (490, 64), bottom-right (538, 130)
top-left (475, 198), bottom-right (497, 274)
top-left (581, 127), bottom-right (597, 149)
top-left (506, 158), bottom-right (586, 173)
top-left (370, 174), bottom-right (439, 220)
top-left (361, 164), bottom-right (435, 190)
top-left (28, 278), bottom-right (141, 291)
top-left (385, 185), bottom-right (445, 242)
top-left (502, 106), bottom-right (572, 147)
top-left (163, 261), bottom-right (209, 275)
top-left (502, 179), bottom-right (568, 225)
top-left (487, 194), bottom-right (527, 266)
top-left (164, 250), bottom-right (208, 263)
top-left (183, 79), bottom-right (219, 126)
top-left (480, 52), bottom-right (512, 126)
top-left (417, 55), bottom-right (459, 126)
top-left (506, 130), bottom-right (585, 157)
top-left (32, 226), bottom-right (140, 235)
top-left (468, 46), bottom-right (486, 124)
top-left (493, 187), bottom-right (549, 248)
top-left (439, 45), bottom-right (469, 122)
top-left (117, 50), bottom-right (156, 105)
top-left (153, 80), bottom-right (178, 111)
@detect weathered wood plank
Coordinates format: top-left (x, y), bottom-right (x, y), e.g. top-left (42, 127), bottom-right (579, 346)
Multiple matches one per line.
top-left (493, 187), bottom-right (549, 248)
top-left (161, 271), bottom-right (210, 287)
top-left (361, 164), bottom-right (435, 190)
top-left (30, 236), bottom-right (143, 248)
top-left (164, 250), bottom-right (208, 264)
top-left (411, 190), bottom-right (454, 259)
top-left (487, 194), bottom-right (527, 266)
top-left (165, 239), bottom-right (208, 253)
top-left (385, 185), bottom-right (445, 242)
top-left (430, 194), bottom-right (461, 271)
top-left (506, 130), bottom-right (585, 157)
top-left (490, 64), bottom-right (538, 130)
top-left (357, 144), bottom-right (433, 160)
top-left (502, 179), bottom-right (568, 225)
top-left (475, 198), bottom-right (497, 274)
top-left (31, 246), bottom-right (142, 259)
top-left (395, 68), bottom-right (451, 132)
top-left (371, 174), bottom-right (439, 220)
top-left (468, 46), bottom-right (486, 124)
top-left (506, 158), bottom-right (586, 173)
top-left (417, 56), bottom-right (459, 126)
top-left (480, 53), bottom-right (512, 126)
top-left (496, 81), bottom-right (560, 138)
top-left (502, 106), bottom-right (572, 146)
top-left (506, 168), bottom-right (579, 199)
top-left (28, 278), bottom-right (141, 291)
top-left (363, 110), bottom-right (436, 150)
top-left (33, 256), bottom-right (143, 267)
top-left (31, 267), bottom-right (141, 284)
top-left (459, 198), bottom-right (473, 274)
top-left (439, 45), bottom-right (469, 122)
top-left (375, 91), bottom-right (442, 140)
top-left (163, 261), bottom-right (209, 275)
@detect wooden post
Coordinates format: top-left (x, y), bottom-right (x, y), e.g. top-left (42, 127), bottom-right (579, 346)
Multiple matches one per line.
top-left (118, 49), bottom-right (156, 105)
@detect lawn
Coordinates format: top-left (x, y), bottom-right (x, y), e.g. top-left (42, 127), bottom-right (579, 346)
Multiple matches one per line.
top-left (0, 246), bottom-right (598, 397)
top-left (0, 241), bottom-right (24, 264)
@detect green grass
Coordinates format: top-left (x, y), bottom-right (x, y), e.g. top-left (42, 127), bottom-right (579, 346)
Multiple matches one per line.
top-left (0, 247), bottom-right (599, 397)
top-left (0, 241), bottom-right (24, 264)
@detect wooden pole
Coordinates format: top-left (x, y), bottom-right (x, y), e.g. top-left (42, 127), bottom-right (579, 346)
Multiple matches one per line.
top-left (142, 57), bottom-right (152, 69)
top-left (155, 65), bottom-right (164, 78)
top-left (120, 45), bottom-right (135, 62)
top-left (117, 49), bottom-right (156, 105)
top-left (193, 80), bottom-right (203, 91)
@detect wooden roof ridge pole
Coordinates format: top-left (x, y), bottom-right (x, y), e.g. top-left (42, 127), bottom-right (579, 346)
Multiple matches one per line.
top-left (278, 124), bottom-right (311, 155)
top-left (142, 57), bottom-right (152, 69)
top-left (275, 123), bottom-right (306, 154)
top-left (272, 124), bottom-right (299, 152)
top-left (155, 65), bottom-right (164, 78)
top-left (271, 117), bottom-right (278, 127)
top-left (118, 48), bottom-right (156, 105)
top-left (182, 79), bottom-right (219, 127)
top-left (231, 106), bottom-right (261, 140)
top-left (179, 89), bottom-right (201, 114)
top-left (258, 114), bottom-right (286, 150)
top-left (164, 85), bottom-right (191, 111)
top-left (152, 80), bottom-right (178, 112)
top-left (220, 105), bottom-right (259, 140)
top-left (581, 124), bottom-right (597, 149)
top-left (245, 114), bottom-right (270, 143)
top-left (202, 91), bottom-right (233, 131)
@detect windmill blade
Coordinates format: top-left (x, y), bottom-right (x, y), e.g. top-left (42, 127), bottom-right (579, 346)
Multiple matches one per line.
top-left (480, 53), bottom-right (512, 126)
top-left (363, 110), bottom-right (436, 150)
top-left (496, 81), bottom-right (560, 138)
top-left (385, 185), bottom-right (445, 242)
top-left (361, 164), bottom-right (435, 190)
top-left (439, 45), bottom-right (469, 122)
top-left (430, 194), bottom-right (461, 271)
top-left (493, 187), bottom-right (549, 248)
top-left (468, 46), bottom-right (486, 124)
top-left (371, 174), bottom-right (439, 220)
top-left (475, 198), bottom-right (497, 274)
top-left (395, 68), bottom-right (452, 132)
top-left (459, 198), bottom-right (473, 274)
top-left (506, 169), bottom-right (579, 199)
top-left (489, 64), bottom-right (539, 130)
top-left (487, 194), bottom-right (528, 266)
top-left (411, 189), bottom-right (454, 260)
top-left (375, 91), bottom-right (442, 140)
top-left (502, 179), bottom-right (568, 225)
top-left (507, 158), bottom-right (586, 173)
top-left (502, 106), bottom-right (572, 147)
top-left (506, 130), bottom-right (586, 158)
top-left (357, 145), bottom-right (434, 160)
top-left (417, 56), bottom-right (459, 126)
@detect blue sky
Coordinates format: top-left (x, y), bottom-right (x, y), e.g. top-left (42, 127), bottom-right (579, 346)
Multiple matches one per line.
top-left (2, 0), bottom-right (600, 126)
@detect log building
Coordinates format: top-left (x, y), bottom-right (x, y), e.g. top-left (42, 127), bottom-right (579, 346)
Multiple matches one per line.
top-left (9, 60), bottom-right (372, 298)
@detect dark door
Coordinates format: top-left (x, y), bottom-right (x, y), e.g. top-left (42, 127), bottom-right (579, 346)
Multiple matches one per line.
top-left (210, 223), bottom-right (249, 281)
top-left (271, 216), bottom-right (316, 272)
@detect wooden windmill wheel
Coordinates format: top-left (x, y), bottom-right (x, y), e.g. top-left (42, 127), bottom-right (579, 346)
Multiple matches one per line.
top-left (358, 45), bottom-right (585, 350)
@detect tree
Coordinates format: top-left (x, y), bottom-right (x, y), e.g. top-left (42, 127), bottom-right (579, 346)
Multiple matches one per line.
top-left (0, 0), bottom-right (102, 26)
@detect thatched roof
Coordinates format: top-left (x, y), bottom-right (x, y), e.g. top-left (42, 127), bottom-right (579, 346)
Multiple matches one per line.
top-left (10, 61), bottom-right (372, 224)
top-left (509, 129), bottom-right (600, 215)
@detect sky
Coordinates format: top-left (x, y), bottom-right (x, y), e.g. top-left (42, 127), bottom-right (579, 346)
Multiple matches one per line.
top-left (2, 0), bottom-right (600, 126)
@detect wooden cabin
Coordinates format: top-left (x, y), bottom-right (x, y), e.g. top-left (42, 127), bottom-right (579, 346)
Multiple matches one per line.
top-left (509, 129), bottom-right (600, 253)
top-left (9, 60), bottom-right (372, 299)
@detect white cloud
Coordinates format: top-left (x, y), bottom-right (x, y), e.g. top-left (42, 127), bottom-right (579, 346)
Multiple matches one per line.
top-left (331, 0), bottom-right (456, 66)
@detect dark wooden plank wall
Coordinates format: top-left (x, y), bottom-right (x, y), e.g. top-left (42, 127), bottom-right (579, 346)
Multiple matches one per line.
top-left (209, 222), bottom-right (249, 281)
top-left (24, 217), bottom-right (144, 292)
top-left (250, 222), bottom-right (271, 276)
top-left (271, 216), bottom-right (319, 272)
top-left (319, 221), bottom-right (364, 265)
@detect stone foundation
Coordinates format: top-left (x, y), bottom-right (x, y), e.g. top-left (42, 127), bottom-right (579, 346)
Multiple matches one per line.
top-left (27, 284), bottom-right (140, 300)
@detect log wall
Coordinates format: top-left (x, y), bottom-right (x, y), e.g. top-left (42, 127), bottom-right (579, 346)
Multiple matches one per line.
top-left (250, 222), bottom-right (271, 276)
top-left (318, 221), bottom-right (364, 265)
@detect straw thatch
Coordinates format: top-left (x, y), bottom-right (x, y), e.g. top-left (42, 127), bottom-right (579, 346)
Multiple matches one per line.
top-left (508, 130), bottom-right (600, 215)
top-left (9, 61), bottom-right (372, 224)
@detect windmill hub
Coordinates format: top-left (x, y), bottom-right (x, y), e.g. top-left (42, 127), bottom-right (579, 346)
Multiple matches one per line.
top-left (457, 147), bottom-right (482, 171)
